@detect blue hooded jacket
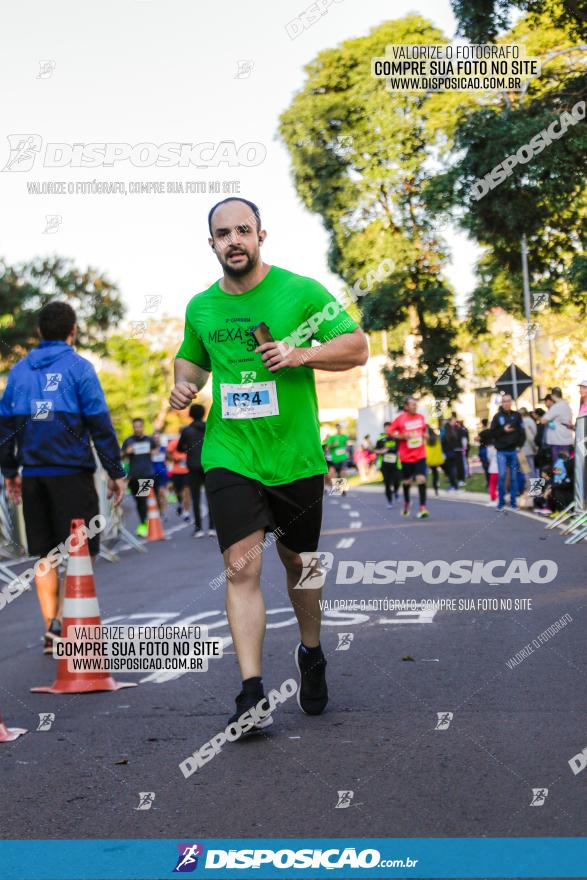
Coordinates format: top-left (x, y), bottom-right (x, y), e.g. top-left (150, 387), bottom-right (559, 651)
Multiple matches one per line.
top-left (0, 341), bottom-right (124, 479)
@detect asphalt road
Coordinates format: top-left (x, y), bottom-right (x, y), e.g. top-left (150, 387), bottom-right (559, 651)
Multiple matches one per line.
top-left (1, 486), bottom-right (585, 843)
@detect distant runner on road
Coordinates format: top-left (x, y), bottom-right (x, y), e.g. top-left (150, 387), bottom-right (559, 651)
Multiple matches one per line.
top-left (170, 197), bottom-right (368, 734)
top-left (374, 422), bottom-right (401, 507)
top-left (326, 423), bottom-right (349, 493)
top-left (388, 397), bottom-right (429, 518)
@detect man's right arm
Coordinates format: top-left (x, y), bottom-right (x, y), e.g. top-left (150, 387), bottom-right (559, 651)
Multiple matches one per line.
top-left (170, 359), bottom-right (210, 410)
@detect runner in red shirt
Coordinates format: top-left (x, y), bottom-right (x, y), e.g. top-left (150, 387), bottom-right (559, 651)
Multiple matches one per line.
top-left (388, 397), bottom-right (429, 518)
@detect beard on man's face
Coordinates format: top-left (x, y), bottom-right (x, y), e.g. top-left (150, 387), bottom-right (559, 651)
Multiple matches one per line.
top-left (218, 244), bottom-right (257, 277)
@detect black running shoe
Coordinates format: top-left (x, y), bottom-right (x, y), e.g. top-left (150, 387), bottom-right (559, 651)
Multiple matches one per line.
top-left (227, 690), bottom-right (273, 738)
top-left (43, 618), bottom-right (61, 655)
top-left (294, 643), bottom-right (328, 715)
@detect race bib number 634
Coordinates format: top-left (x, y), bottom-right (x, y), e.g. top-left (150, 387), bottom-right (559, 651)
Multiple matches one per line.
top-left (220, 381), bottom-right (279, 419)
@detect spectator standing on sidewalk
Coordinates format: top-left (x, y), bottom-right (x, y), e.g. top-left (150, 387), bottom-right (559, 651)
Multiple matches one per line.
top-left (425, 427), bottom-right (444, 496)
top-left (486, 442), bottom-right (499, 506)
top-left (440, 416), bottom-right (460, 491)
top-left (476, 418), bottom-right (492, 486)
top-left (541, 387), bottom-right (574, 462)
top-left (490, 394), bottom-right (525, 510)
top-left (519, 407), bottom-right (538, 478)
top-left (576, 379), bottom-right (587, 417)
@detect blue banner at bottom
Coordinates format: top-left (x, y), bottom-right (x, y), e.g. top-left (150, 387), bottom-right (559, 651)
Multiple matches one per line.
top-left (1, 838), bottom-right (586, 879)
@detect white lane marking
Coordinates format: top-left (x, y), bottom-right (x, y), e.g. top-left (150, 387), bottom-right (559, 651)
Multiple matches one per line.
top-left (349, 511), bottom-right (359, 518)
top-left (101, 603), bottom-right (435, 685)
top-left (336, 537), bottom-right (355, 549)
top-left (378, 608), bottom-right (437, 624)
top-left (350, 521), bottom-right (362, 529)
top-left (341, 504), bottom-right (351, 510)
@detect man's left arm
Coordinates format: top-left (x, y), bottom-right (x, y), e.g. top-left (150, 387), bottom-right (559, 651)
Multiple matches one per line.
top-left (258, 327), bottom-right (368, 373)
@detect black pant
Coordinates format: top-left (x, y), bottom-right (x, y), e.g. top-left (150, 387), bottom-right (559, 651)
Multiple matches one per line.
top-left (128, 478), bottom-right (149, 523)
top-left (381, 464), bottom-right (400, 502)
top-left (455, 450), bottom-right (465, 482)
top-left (443, 455), bottom-right (459, 489)
top-left (429, 465), bottom-right (441, 493)
top-left (188, 468), bottom-right (214, 530)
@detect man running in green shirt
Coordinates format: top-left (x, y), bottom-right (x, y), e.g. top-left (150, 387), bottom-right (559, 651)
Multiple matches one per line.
top-left (170, 197), bottom-right (368, 734)
top-left (326, 424), bottom-right (349, 493)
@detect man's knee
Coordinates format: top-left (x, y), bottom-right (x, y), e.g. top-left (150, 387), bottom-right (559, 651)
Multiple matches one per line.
top-left (280, 547), bottom-right (303, 576)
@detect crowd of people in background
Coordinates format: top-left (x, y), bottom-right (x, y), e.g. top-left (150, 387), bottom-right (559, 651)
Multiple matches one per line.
top-left (121, 405), bottom-right (215, 538)
top-left (320, 378), bottom-right (586, 516)
top-left (475, 383), bottom-right (585, 514)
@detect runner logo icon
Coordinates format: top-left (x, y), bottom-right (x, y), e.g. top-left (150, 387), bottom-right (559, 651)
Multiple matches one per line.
top-left (435, 712), bottom-right (453, 730)
top-left (136, 478), bottom-right (154, 497)
top-left (294, 551), bottom-right (334, 589)
top-left (44, 373), bottom-right (62, 391)
top-left (336, 632), bottom-right (354, 651)
top-left (335, 790), bottom-right (354, 809)
top-left (530, 788), bottom-right (548, 806)
top-left (32, 400), bottom-right (54, 420)
top-left (173, 843), bottom-right (204, 872)
top-left (36, 712), bottom-right (55, 731)
top-left (135, 792), bottom-right (156, 811)
top-left (2, 134), bottom-right (42, 171)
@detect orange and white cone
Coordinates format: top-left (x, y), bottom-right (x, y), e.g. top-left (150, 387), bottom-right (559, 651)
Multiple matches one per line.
top-left (31, 519), bottom-right (137, 695)
top-left (0, 709), bottom-right (27, 742)
top-left (147, 489), bottom-right (165, 541)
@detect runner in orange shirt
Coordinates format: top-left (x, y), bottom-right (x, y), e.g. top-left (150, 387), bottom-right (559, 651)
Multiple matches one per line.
top-left (166, 436), bottom-right (191, 521)
top-left (388, 397), bottom-right (429, 519)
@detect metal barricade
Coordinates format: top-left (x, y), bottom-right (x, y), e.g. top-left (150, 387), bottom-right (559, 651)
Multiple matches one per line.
top-left (544, 415), bottom-right (587, 544)
top-left (94, 463), bottom-right (147, 558)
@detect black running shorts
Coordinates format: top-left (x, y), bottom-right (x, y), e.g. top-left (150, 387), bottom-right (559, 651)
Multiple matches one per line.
top-left (205, 468), bottom-right (324, 554)
top-left (400, 458), bottom-right (428, 480)
top-left (22, 472), bottom-right (100, 558)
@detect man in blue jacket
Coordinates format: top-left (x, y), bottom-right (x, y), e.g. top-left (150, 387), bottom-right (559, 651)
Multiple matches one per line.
top-left (0, 301), bottom-right (125, 650)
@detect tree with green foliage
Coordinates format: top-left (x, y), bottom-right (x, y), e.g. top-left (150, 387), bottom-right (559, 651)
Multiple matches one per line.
top-left (99, 335), bottom-right (173, 441)
top-left (451, 0), bottom-right (587, 43)
top-left (426, 6), bottom-right (586, 331)
top-left (0, 256), bottom-right (125, 369)
top-left (279, 16), bottom-right (468, 405)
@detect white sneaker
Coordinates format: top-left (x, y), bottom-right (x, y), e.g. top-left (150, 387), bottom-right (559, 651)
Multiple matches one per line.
top-left (486, 500), bottom-right (498, 507)
top-left (193, 530), bottom-right (205, 538)
top-left (208, 528), bottom-right (217, 537)
top-left (183, 512), bottom-right (191, 523)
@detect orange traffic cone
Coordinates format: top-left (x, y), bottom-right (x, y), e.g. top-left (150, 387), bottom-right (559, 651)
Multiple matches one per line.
top-left (0, 709), bottom-right (27, 742)
top-left (147, 489), bottom-right (166, 541)
top-left (31, 519), bottom-right (137, 695)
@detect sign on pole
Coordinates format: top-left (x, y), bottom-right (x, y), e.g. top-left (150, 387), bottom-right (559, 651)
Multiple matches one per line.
top-left (495, 364), bottom-right (533, 400)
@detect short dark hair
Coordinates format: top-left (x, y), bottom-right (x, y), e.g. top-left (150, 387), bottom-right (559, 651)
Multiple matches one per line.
top-left (551, 387), bottom-right (562, 398)
top-left (132, 417), bottom-right (144, 425)
top-left (189, 403), bottom-right (205, 421)
top-left (383, 421), bottom-right (391, 427)
top-left (38, 301), bottom-right (76, 341)
top-left (481, 418), bottom-right (488, 426)
top-left (208, 197), bottom-right (261, 236)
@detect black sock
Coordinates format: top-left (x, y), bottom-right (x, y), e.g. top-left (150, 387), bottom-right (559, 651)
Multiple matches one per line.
top-left (403, 484), bottom-right (410, 504)
top-left (300, 642), bottom-right (323, 657)
top-left (418, 483), bottom-right (427, 506)
top-left (242, 676), bottom-right (263, 696)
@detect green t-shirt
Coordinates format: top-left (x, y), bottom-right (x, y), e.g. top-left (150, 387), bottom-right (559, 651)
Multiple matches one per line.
top-left (176, 265), bottom-right (358, 485)
top-left (327, 434), bottom-right (348, 463)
